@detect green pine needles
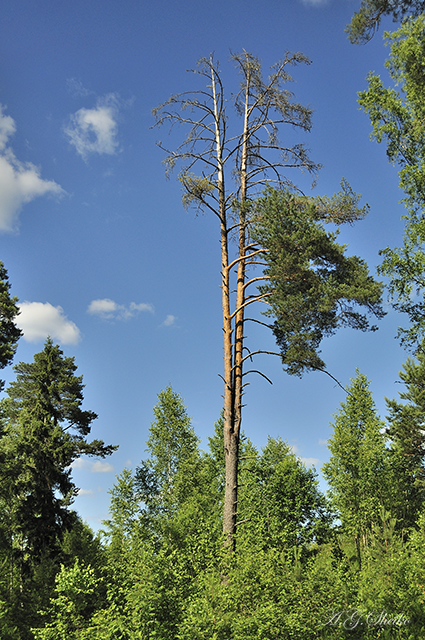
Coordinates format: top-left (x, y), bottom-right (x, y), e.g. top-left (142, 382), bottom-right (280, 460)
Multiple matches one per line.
top-left (252, 188), bottom-right (385, 375)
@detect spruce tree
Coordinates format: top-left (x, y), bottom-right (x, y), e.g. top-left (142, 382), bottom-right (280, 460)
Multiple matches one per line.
top-left (0, 337), bottom-right (117, 635)
top-left (0, 261), bottom-right (21, 393)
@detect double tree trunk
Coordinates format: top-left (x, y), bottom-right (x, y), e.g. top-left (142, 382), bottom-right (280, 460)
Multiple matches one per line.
top-left (154, 52), bottom-right (317, 551)
top-left (222, 78), bottom-right (250, 550)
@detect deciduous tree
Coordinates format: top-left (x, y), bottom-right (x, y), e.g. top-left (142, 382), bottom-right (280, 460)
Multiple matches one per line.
top-left (237, 436), bottom-right (331, 552)
top-left (359, 17), bottom-right (425, 346)
top-left (385, 345), bottom-right (425, 527)
top-left (322, 372), bottom-right (389, 564)
top-left (134, 385), bottom-right (200, 538)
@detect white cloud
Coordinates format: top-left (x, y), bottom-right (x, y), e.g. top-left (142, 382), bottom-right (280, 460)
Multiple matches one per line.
top-left (65, 94), bottom-right (120, 159)
top-left (87, 298), bottom-right (118, 318)
top-left (92, 461), bottom-right (114, 473)
top-left (87, 298), bottom-right (154, 320)
top-left (162, 314), bottom-right (176, 327)
top-left (71, 458), bottom-right (89, 470)
top-left (0, 105), bottom-right (64, 232)
top-left (318, 438), bottom-right (328, 446)
top-left (71, 458), bottom-right (114, 473)
top-left (77, 488), bottom-right (94, 496)
top-left (290, 444), bottom-right (320, 467)
top-left (130, 302), bottom-right (154, 314)
top-left (301, 457), bottom-right (320, 468)
top-left (17, 301), bottom-right (81, 345)
top-left (66, 78), bottom-right (93, 98)
top-left (300, 0), bottom-right (329, 4)
top-left (0, 107), bottom-right (15, 150)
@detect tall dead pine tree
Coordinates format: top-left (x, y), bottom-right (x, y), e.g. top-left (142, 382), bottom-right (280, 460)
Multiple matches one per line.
top-left (153, 51), bottom-right (319, 549)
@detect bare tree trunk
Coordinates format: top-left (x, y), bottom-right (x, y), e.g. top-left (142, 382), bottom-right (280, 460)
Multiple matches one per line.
top-left (153, 50), bottom-right (318, 552)
top-left (211, 63), bottom-right (238, 548)
top-left (224, 72), bottom-right (250, 549)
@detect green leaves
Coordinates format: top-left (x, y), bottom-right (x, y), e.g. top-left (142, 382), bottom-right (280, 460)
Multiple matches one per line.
top-left (252, 187), bottom-right (384, 375)
top-left (359, 17), bottom-right (425, 347)
top-left (237, 436), bottom-right (331, 553)
top-left (323, 372), bottom-right (390, 557)
top-left (32, 560), bottom-right (103, 640)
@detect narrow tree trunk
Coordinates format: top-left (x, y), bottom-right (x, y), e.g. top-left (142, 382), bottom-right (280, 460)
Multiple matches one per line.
top-left (211, 64), bottom-right (238, 549)
top-left (223, 63), bottom-right (250, 550)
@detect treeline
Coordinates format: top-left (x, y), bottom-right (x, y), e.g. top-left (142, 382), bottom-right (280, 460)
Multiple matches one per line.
top-left (1, 355), bottom-right (425, 638)
top-left (4, 10), bottom-right (425, 639)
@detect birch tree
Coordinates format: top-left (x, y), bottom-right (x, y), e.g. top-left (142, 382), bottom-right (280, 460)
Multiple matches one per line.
top-left (359, 17), bottom-right (425, 347)
top-left (153, 52), bottom-right (383, 549)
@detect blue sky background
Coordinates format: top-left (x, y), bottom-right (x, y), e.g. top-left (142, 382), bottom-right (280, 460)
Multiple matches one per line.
top-left (0, 0), bottom-right (413, 529)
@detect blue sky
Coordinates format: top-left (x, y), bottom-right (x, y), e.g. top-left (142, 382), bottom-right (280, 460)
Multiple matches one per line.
top-left (0, 0), bottom-right (412, 529)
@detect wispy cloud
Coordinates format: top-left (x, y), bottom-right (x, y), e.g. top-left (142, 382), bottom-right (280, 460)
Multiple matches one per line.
top-left (66, 78), bottom-right (93, 98)
top-left (290, 443), bottom-right (320, 467)
top-left (162, 314), bottom-right (176, 327)
top-left (72, 458), bottom-right (114, 473)
top-left (87, 298), bottom-right (154, 320)
top-left (17, 301), bottom-right (81, 345)
top-left (65, 94), bottom-right (121, 160)
top-left (300, 0), bottom-right (329, 5)
top-left (92, 461), bottom-right (114, 473)
top-left (77, 488), bottom-right (94, 496)
top-left (0, 105), bottom-right (64, 232)
top-left (318, 438), bottom-right (328, 446)
top-left (301, 456), bottom-right (320, 468)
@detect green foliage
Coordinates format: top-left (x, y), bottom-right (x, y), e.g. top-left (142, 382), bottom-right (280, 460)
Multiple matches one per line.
top-left (311, 177), bottom-right (370, 224)
top-left (0, 339), bottom-right (116, 638)
top-left (323, 372), bottom-right (389, 556)
top-left (385, 345), bottom-right (425, 526)
top-left (359, 17), bottom-right (425, 346)
top-left (0, 261), bottom-right (21, 393)
top-left (0, 338), bottom-right (117, 562)
top-left (134, 385), bottom-right (200, 535)
top-left (32, 559), bottom-right (103, 640)
top-left (103, 468), bottom-right (140, 542)
top-left (22, 382), bottom-right (425, 639)
top-left (252, 187), bottom-right (384, 375)
top-left (61, 516), bottom-right (106, 573)
top-left (237, 436), bottom-right (332, 552)
top-left (346, 0), bottom-right (425, 44)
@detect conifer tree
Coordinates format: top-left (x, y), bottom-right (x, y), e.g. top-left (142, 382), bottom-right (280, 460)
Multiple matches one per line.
top-left (0, 261), bottom-right (21, 393)
top-left (252, 188), bottom-right (384, 375)
top-left (346, 0), bottom-right (425, 44)
top-left (0, 337), bottom-right (117, 631)
top-left (154, 52), bottom-right (384, 549)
